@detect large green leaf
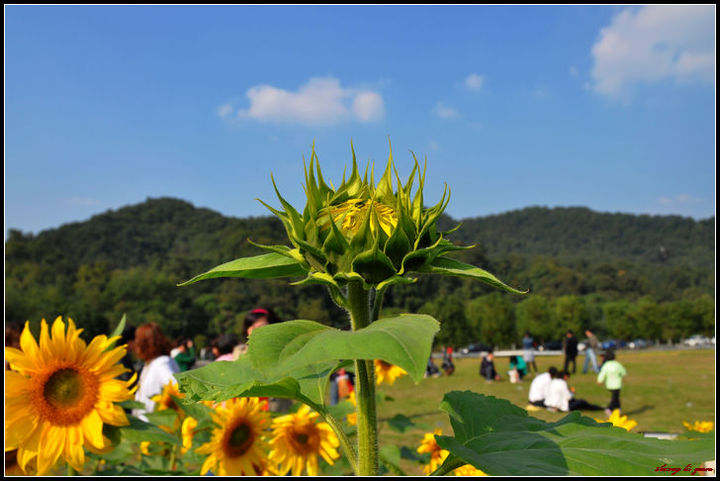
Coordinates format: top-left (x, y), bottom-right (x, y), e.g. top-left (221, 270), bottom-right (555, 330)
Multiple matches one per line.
top-left (174, 355), bottom-right (340, 409)
top-left (177, 252), bottom-right (308, 286)
top-left (435, 391), bottom-right (715, 476)
top-left (420, 256), bottom-right (528, 295)
top-left (119, 416), bottom-right (180, 445)
top-left (248, 314), bottom-right (439, 383)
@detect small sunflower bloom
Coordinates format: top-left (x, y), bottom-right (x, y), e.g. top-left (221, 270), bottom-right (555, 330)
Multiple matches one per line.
top-left (683, 420), bottom-right (714, 433)
top-left (150, 380), bottom-right (184, 412)
top-left (594, 410), bottom-right (638, 431)
top-left (4, 316), bottom-right (136, 475)
top-left (417, 429), bottom-right (449, 475)
top-left (195, 397), bottom-right (272, 476)
top-left (269, 404), bottom-right (340, 476)
top-left (374, 359), bottom-right (408, 385)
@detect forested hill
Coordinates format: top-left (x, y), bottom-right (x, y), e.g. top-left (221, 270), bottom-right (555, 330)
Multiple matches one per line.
top-left (5, 197), bottom-right (715, 346)
top-left (445, 206), bottom-right (715, 269)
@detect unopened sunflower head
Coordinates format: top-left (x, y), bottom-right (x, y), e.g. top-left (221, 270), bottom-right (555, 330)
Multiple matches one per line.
top-left (257, 142), bottom-right (466, 289)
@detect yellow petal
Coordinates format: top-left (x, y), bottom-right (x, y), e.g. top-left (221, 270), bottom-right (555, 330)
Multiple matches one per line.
top-left (37, 424), bottom-right (65, 475)
top-left (81, 409), bottom-right (105, 449)
top-left (19, 321), bottom-right (41, 368)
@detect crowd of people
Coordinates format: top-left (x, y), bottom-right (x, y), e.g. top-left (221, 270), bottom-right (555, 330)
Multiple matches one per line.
top-left (475, 331), bottom-right (628, 416)
top-left (118, 306), bottom-right (292, 420)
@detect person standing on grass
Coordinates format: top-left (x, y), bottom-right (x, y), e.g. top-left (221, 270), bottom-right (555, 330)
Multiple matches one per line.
top-left (563, 330), bottom-right (579, 374)
top-left (522, 332), bottom-right (538, 373)
top-left (582, 329), bottom-right (600, 374)
top-left (597, 350), bottom-right (627, 416)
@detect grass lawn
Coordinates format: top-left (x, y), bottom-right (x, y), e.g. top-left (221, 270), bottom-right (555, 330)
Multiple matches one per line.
top-left (373, 348), bottom-right (715, 475)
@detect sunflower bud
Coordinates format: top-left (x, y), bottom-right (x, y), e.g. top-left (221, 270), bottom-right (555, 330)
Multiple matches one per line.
top-left (257, 142), bottom-right (468, 290)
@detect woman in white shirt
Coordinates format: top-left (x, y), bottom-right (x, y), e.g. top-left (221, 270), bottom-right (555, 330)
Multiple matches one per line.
top-left (131, 322), bottom-right (180, 421)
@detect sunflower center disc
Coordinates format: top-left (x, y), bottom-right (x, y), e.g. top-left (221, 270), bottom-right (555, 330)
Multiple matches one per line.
top-left (296, 433), bottom-right (309, 444)
top-left (227, 423), bottom-right (253, 457)
top-left (44, 368), bottom-right (84, 407)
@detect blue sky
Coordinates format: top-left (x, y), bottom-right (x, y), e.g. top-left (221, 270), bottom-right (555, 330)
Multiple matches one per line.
top-left (5, 5), bottom-right (716, 235)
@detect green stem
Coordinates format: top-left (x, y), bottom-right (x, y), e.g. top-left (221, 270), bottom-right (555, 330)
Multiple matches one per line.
top-left (319, 410), bottom-right (358, 472)
top-left (347, 281), bottom-right (378, 477)
top-left (370, 286), bottom-right (387, 323)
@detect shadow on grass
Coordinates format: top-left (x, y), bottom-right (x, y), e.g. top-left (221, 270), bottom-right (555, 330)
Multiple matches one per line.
top-left (624, 404), bottom-right (654, 416)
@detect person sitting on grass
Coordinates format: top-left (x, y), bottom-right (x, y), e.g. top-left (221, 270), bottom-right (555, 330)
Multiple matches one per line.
top-left (508, 355), bottom-right (528, 383)
top-left (546, 370), bottom-right (604, 412)
top-left (480, 352), bottom-right (500, 382)
top-left (526, 366), bottom-right (558, 411)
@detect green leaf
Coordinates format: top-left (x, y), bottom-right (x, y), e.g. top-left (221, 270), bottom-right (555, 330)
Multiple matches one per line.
top-left (420, 256), bottom-right (528, 295)
top-left (174, 355), bottom-right (339, 409)
top-left (109, 313), bottom-right (126, 339)
top-left (386, 413), bottom-right (429, 433)
top-left (120, 416), bottom-right (179, 445)
top-left (177, 252), bottom-right (308, 286)
top-left (248, 314), bottom-right (439, 383)
top-left (379, 444), bottom-right (408, 476)
top-left (435, 391), bottom-right (716, 476)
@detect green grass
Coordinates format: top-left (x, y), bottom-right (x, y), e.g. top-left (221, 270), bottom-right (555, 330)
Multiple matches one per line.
top-left (373, 349), bottom-right (715, 475)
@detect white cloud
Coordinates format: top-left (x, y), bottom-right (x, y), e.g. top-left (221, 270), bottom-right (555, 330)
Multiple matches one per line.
top-left (658, 194), bottom-right (703, 206)
top-left (465, 73), bottom-right (485, 91)
top-left (590, 5), bottom-right (715, 98)
top-left (432, 102), bottom-right (460, 119)
top-left (223, 77), bottom-right (384, 125)
top-left (217, 103), bottom-right (233, 118)
top-left (351, 91), bottom-right (384, 122)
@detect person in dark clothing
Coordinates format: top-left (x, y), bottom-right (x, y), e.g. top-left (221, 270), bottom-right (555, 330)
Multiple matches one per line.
top-left (442, 346), bottom-right (455, 376)
top-left (563, 330), bottom-right (579, 374)
top-left (480, 352), bottom-right (500, 381)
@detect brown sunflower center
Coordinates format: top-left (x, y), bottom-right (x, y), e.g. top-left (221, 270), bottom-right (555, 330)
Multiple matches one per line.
top-left (32, 363), bottom-right (100, 425)
top-left (44, 368), bottom-right (84, 406)
top-left (288, 426), bottom-right (319, 454)
top-left (225, 422), bottom-right (254, 457)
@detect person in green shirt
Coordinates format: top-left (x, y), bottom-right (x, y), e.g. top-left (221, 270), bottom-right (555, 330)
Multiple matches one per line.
top-left (172, 338), bottom-right (196, 372)
top-left (597, 350), bottom-right (627, 416)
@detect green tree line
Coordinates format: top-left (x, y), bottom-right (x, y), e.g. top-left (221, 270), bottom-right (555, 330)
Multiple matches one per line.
top-left (5, 198), bottom-right (715, 349)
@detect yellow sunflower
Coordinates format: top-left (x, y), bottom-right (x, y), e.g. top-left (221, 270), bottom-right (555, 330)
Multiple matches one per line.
top-left (417, 429), bottom-right (449, 475)
top-left (325, 198), bottom-right (398, 237)
top-left (195, 397), bottom-right (272, 476)
top-left (594, 409), bottom-right (638, 431)
top-left (269, 404), bottom-right (340, 476)
top-left (4, 316), bottom-right (136, 475)
top-left (150, 380), bottom-right (184, 412)
top-left (683, 420), bottom-right (714, 433)
top-left (374, 359), bottom-right (407, 385)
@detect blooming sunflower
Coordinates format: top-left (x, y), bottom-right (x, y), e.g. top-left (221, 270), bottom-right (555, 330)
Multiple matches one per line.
top-left (269, 404), bottom-right (340, 476)
top-left (150, 380), bottom-right (184, 412)
top-left (417, 429), bottom-right (449, 475)
top-left (683, 420), bottom-right (714, 433)
top-left (594, 409), bottom-right (638, 431)
top-left (195, 397), bottom-right (272, 476)
top-left (4, 316), bottom-right (136, 475)
top-left (374, 359), bottom-right (407, 385)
